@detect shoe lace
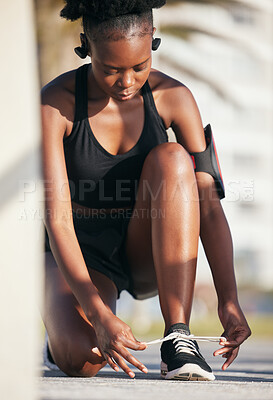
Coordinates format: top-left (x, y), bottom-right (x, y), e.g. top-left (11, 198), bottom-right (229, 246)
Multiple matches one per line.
top-left (173, 336), bottom-right (200, 357)
top-left (145, 332), bottom-right (226, 346)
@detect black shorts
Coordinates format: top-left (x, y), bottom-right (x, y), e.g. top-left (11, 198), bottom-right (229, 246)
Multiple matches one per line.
top-left (44, 209), bottom-right (138, 299)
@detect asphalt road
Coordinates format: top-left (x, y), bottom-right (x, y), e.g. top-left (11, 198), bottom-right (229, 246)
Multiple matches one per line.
top-left (39, 338), bottom-right (273, 400)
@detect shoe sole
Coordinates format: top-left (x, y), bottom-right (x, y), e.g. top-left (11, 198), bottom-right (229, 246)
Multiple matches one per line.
top-left (161, 361), bottom-right (215, 381)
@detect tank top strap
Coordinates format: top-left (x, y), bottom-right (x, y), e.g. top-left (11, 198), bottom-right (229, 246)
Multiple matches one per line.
top-left (74, 63), bottom-right (89, 122)
top-left (142, 79), bottom-right (167, 132)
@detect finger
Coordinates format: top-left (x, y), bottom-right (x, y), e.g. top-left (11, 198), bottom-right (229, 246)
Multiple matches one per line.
top-left (122, 338), bottom-right (147, 351)
top-left (115, 346), bottom-right (148, 374)
top-left (223, 336), bottom-right (247, 347)
top-left (104, 352), bottom-right (119, 372)
top-left (214, 338), bottom-right (242, 354)
top-left (110, 351), bottom-right (136, 378)
top-left (222, 329), bottom-right (250, 347)
top-left (214, 346), bottom-right (233, 357)
top-left (214, 343), bottom-right (239, 356)
top-left (222, 347), bottom-right (239, 370)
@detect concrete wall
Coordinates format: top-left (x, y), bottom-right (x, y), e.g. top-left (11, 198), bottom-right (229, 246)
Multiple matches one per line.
top-left (0, 1), bottom-right (42, 399)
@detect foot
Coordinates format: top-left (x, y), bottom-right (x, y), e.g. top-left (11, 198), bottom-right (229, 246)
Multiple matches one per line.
top-left (160, 323), bottom-right (215, 381)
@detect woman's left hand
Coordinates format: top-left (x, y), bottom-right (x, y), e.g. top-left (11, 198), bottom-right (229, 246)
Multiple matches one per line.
top-left (213, 301), bottom-right (251, 370)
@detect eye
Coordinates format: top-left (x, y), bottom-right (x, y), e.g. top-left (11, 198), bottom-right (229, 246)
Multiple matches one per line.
top-left (134, 65), bottom-right (148, 73)
top-left (104, 70), bottom-right (117, 76)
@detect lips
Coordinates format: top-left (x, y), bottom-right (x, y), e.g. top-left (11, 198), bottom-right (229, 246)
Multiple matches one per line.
top-left (116, 91), bottom-right (135, 100)
top-left (119, 92), bottom-right (133, 97)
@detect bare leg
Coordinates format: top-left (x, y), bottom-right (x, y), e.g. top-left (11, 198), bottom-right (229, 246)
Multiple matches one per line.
top-left (42, 251), bottom-right (118, 377)
top-left (125, 143), bottom-right (200, 334)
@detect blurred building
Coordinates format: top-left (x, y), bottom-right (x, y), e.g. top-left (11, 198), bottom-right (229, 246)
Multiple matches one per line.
top-left (153, 0), bottom-right (273, 290)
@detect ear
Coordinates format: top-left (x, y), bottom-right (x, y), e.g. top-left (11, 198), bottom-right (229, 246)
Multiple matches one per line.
top-left (152, 27), bottom-right (156, 36)
top-left (87, 43), bottom-right (92, 58)
top-left (80, 33), bottom-right (92, 57)
top-left (80, 33), bottom-right (85, 46)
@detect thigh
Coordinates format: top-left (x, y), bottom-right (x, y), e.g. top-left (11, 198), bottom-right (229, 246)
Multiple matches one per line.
top-left (124, 167), bottom-right (158, 299)
top-left (43, 251), bottom-right (118, 376)
top-left (124, 142), bottom-right (192, 298)
top-left (125, 215), bottom-right (158, 299)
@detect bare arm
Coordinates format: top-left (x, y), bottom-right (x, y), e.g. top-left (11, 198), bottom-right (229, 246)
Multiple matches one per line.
top-left (196, 173), bottom-right (251, 369)
top-left (41, 85), bottom-right (107, 320)
top-left (165, 83), bottom-right (251, 368)
top-left (41, 82), bottom-right (147, 377)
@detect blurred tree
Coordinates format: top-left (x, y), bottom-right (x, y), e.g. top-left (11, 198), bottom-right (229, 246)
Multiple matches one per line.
top-left (167, 0), bottom-right (239, 6)
top-left (158, 0), bottom-right (259, 104)
top-left (34, 0), bottom-right (251, 87)
top-left (34, 0), bottom-right (82, 86)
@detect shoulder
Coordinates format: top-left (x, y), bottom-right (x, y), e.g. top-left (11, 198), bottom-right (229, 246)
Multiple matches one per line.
top-left (41, 69), bottom-right (77, 101)
top-left (147, 69), bottom-right (198, 129)
top-left (41, 68), bottom-right (80, 141)
top-left (148, 68), bottom-right (186, 92)
top-left (41, 68), bottom-right (78, 121)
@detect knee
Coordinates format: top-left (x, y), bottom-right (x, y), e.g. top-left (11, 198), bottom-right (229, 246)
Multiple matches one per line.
top-left (61, 360), bottom-right (105, 378)
top-left (145, 142), bottom-right (194, 179)
top-left (52, 342), bottom-right (107, 377)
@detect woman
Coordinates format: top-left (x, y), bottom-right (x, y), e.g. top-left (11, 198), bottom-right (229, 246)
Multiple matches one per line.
top-left (42, 0), bottom-right (251, 381)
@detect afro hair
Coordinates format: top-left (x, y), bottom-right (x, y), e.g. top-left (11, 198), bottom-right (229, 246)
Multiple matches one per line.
top-left (60, 0), bottom-right (166, 22)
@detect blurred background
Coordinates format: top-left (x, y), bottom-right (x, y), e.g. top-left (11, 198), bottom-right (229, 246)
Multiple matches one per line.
top-left (1, 3), bottom-right (272, 399)
top-left (34, 0), bottom-right (273, 339)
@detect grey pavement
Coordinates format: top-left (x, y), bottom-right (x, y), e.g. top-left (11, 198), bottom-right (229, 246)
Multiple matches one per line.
top-left (39, 338), bottom-right (273, 400)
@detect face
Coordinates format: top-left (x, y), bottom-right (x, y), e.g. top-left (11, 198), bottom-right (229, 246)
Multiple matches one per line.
top-left (88, 32), bottom-right (153, 102)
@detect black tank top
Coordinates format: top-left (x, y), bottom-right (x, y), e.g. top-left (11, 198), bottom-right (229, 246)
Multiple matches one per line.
top-left (63, 63), bottom-right (169, 209)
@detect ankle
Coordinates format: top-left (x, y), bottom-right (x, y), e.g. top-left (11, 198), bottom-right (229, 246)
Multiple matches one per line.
top-left (164, 322), bottom-right (190, 336)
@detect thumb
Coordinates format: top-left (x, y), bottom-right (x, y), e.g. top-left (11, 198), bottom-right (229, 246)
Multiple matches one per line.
top-left (221, 327), bottom-right (234, 341)
top-left (132, 336), bottom-right (147, 350)
top-left (136, 340), bottom-right (147, 350)
top-left (131, 332), bottom-right (148, 350)
top-left (132, 337), bottom-right (148, 350)
top-left (124, 337), bottom-right (147, 351)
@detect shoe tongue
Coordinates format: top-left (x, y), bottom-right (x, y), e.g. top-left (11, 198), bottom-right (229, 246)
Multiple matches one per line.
top-left (166, 323), bottom-right (191, 336)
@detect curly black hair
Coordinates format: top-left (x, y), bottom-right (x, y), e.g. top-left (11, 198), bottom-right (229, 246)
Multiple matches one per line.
top-left (60, 0), bottom-right (166, 22)
top-left (60, 0), bottom-right (166, 42)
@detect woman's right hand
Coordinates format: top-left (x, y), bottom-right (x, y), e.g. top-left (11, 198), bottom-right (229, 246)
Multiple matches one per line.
top-left (91, 309), bottom-right (148, 378)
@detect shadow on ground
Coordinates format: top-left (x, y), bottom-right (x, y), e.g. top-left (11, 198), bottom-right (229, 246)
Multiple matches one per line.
top-left (43, 367), bottom-right (273, 383)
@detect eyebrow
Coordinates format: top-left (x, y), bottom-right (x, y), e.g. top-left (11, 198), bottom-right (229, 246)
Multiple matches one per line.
top-left (103, 57), bottom-right (151, 69)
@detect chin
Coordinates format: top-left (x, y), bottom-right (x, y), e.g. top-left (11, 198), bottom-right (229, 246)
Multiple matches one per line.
top-left (114, 89), bottom-right (141, 102)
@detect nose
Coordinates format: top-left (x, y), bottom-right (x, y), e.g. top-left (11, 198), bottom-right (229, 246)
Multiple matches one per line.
top-left (118, 70), bottom-right (135, 89)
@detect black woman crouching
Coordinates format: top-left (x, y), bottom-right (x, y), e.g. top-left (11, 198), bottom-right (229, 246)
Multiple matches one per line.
top-left (42, 0), bottom-right (251, 380)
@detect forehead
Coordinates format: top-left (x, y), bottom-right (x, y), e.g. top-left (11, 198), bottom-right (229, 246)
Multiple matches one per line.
top-left (91, 35), bottom-right (152, 68)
